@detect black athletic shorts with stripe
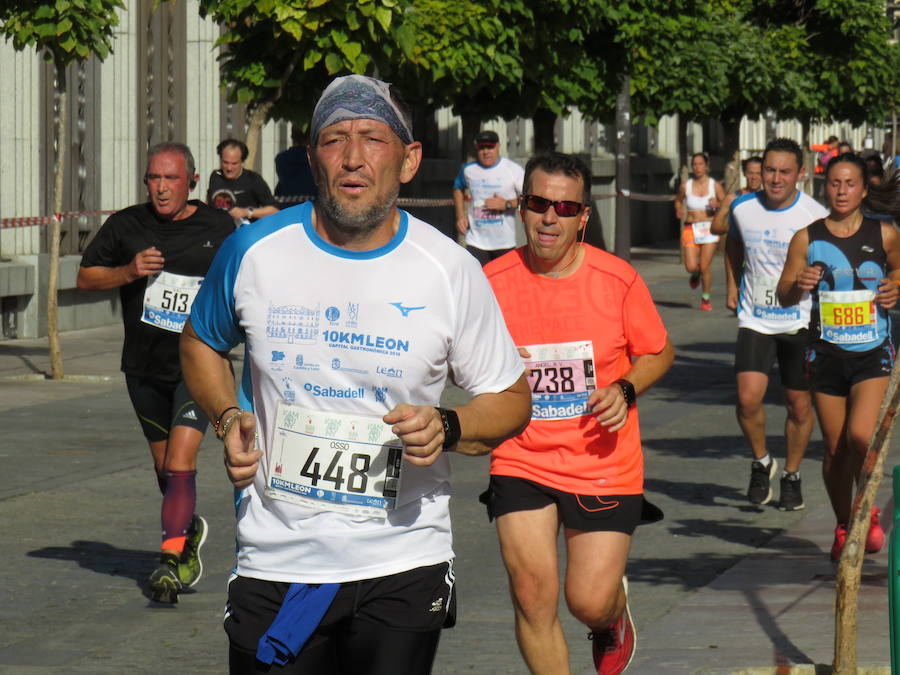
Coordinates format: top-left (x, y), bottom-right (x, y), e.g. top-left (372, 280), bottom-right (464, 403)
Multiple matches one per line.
top-left (225, 561), bottom-right (456, 674)
top-left (125, 375), bottom-right (208, 442)
top-left (483, 475), bottom-right (663, 534)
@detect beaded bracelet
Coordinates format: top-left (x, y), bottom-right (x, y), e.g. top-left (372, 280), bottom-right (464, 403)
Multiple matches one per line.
top-left (218, 410), bottom-right (244, 440)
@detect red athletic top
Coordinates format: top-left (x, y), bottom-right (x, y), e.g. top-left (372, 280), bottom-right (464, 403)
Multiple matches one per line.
top-left (485, 245), bottom-right (668, 495)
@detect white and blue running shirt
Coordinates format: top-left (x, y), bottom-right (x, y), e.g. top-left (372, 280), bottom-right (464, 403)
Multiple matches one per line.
top-left (729, 191), bottom-right (828, 335)
top-left (190, 201), bottom-right (523, 583)
top-left (453, 157), bottom-right (524, 251)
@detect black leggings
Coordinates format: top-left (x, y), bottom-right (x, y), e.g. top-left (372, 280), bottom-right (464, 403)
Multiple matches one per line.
top-left (229, 619), bottom-right (441, 674)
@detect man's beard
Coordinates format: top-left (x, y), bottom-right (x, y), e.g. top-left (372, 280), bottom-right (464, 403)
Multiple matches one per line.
top-left (318, 184), bottom-right (400, 240)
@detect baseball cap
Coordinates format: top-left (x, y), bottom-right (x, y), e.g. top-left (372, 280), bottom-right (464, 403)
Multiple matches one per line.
top-left (475, 130), bottom-right (499, 147)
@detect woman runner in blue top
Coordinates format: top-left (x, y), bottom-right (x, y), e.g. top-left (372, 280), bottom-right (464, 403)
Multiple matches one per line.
top-left (778, 153), bottom-right (900, 561)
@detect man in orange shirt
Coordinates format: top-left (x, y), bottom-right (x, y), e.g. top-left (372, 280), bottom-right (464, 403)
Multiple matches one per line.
top-left (481, 153), bottom-right (674, 675)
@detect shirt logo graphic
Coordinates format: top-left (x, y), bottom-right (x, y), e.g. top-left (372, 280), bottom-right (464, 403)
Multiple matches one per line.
top-left (389, 302), bottom-right (426, 317)
top-left (862, 245), bottom-right (874, 253)
top-left (182, 409), bottom-right (198, 420)
top-left (202, 240), bottom-right (213, 248)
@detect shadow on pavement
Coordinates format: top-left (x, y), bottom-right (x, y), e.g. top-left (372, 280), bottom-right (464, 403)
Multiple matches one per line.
top-left (642, 434), bottom-right (749, 460)
top-left (655, 300), bottom-right (693, 309)
top-left (645, 474), bottom-right (749, 504)
top-left (0, 344), bottom-right (45, 374)
top-left (28, 540), bottom-right (156, 587)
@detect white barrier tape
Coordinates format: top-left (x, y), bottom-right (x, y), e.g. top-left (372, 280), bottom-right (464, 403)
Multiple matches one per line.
top-left (1, 210), bottom-right (117, 229)
top-left (275, 191), bottom-right (677, 207)
top-left (4, 189), bottom-right (681, 228)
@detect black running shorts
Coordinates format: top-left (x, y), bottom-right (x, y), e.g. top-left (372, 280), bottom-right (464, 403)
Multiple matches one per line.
top-left (734, 327), bottom-right (810, 391)
top-left (807, 341), bottom-right (894, 397)
top-left (225, 562), bottom-right (456, 674)
top-left (483, 475), bottom-right (662, 535)
top-left (125, 375), bottom-right (208, 442)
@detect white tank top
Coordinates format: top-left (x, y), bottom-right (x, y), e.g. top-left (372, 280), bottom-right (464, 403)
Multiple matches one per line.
top-left (685, 177), bottom-right (715, 213)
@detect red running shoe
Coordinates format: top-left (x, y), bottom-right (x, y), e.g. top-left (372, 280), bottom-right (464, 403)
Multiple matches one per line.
top-left (590, 578), bottom-right (636, 675)
top-left (866, 507), bottom-right (885, 554)
top-left (700, 297), bottom-right (712, 311)
top-left (831, 523), bottom-right (847, 562)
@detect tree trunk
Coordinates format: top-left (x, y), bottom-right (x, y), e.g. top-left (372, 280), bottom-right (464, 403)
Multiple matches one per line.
top-left (245, 101), bottom-right (273, 172)
top-left (721, 116), bottom-right (741, 194)
top-left (833, 358), bottom-right (900, 673)
top-left (614, 76), bottom-right (631, 261)
top-left (677, 115), bottom-right (689, 186)
top-left (800, 117), bottom-right (815, 197)
top-left (532, 108), bottom-right (556, 154)
top-left (244, 54), bottom-right (300, 171)
top-left (48, 59), bottom-right (67, 381)
top-left (460, 112), bottom-right (481, 162)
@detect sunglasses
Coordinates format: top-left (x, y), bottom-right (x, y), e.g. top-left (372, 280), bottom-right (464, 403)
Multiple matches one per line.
top-left (521, 194), bottom-right (585, 217)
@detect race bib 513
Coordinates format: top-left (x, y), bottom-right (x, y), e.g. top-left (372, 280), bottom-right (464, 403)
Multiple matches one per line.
top-left (141, 271), bottom-right (203, 333)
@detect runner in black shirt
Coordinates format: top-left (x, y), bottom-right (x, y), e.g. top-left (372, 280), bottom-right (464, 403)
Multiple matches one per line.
top-left (207, 138), bottom-right (278, 225)
top-left (78, 142), bottom-right (234, 603)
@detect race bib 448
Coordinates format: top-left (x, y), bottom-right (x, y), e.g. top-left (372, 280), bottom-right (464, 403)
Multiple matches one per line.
top-left (265, 403), bottom-right (404, 519)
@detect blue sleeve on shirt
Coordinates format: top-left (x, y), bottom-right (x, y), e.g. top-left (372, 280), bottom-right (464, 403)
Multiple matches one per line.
top-left (190, 232), bottom-right (245, 351)
top-left (452, 164), bottom-right (469, 191)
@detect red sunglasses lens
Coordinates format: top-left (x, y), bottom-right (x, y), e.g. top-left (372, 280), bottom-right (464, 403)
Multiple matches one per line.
top-left (524, 196), bottom-right (582, 217)
top-left (555, 201), bottom-right (581, 217)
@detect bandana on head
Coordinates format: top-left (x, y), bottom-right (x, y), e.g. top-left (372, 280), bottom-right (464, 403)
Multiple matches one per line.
top-left (310, 75), bottom-right (413, 146)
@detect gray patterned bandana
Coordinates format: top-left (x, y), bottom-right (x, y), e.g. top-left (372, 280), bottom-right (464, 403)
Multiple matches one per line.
top-left (310, 75), bottom-right (413, 146)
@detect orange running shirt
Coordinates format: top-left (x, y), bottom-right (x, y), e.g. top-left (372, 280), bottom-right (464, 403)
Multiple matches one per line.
top-left (485, 245), bottom-right (668, 495)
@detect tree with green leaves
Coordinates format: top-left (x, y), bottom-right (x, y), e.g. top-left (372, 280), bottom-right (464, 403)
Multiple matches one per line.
top-left (0, 0), bottom-right (125, 379)
top-left (198, 0), bottom-right (411, 168)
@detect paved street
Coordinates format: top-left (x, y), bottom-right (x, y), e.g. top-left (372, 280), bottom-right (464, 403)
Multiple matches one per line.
top-left (0, 243), bottom-right (894, 674)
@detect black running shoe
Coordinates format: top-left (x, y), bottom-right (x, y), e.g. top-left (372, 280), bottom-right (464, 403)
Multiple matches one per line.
top-left (747, 458), bottom-right (777, 505)
top-left (778, 472), bottom-right (805, 511)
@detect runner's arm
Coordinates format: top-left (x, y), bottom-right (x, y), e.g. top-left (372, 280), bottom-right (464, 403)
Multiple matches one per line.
top-left (710, 193), bottom-right (736, 235)
top-left (385, 373), bottom-right (532, 463)
top-left (712, 180), bottom-right (726, 209)
top-left (876, 222), bottom-right (900, 309)
top-left (77, 246), bottom-right (164, 290)
top-left (452, 188), bottom-right (469, 235)
top-left (588, 337), bottom-right (675, 433)
top-left (777, 228), bottom-right (814, 307)
top-left (237, 206), bottom-right (278, 220)
top-left (180, 320), bottom-right (261, 488)
top-left (724, 232), bottom-right (744, 311)
top-left (674, 184), bottom-right (686, 220)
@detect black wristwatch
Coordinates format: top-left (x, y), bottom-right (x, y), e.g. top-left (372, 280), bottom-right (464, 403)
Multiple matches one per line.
top-left (435, 407), bottom-right (461, 449)
top-left (504, 200), bottom-right (513, 210)
top-left (615, 379), bottom-right (636, 409)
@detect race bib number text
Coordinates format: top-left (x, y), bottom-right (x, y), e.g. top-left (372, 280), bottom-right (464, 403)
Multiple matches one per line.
top-left (265, 404), bottom-right (403, 518)
top-left (141, 271), bottom-right (203, 333)
top-left (752, 275), bottom-right (800, 322)
top-left (524, 341), bottom-right (595, 420)
top-left (820, 289), bottom-right (878, 344)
